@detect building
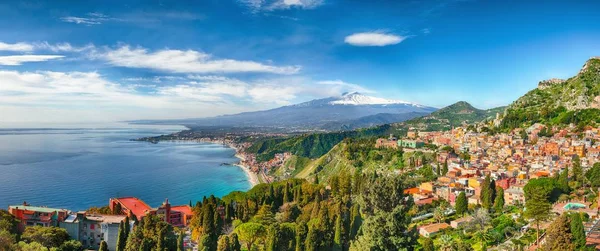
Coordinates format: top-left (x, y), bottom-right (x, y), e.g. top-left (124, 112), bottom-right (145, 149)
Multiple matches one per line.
top-left (399, 139), bottom-right (425, 149)
top-left (375, 135), bottom-right (398, 149)
top-left (8, 203), bottom-right (69, 232)
top-left (504, 185), bottom-right (525, 205)
top-left (61, 212), bottom-right (127, 250)
top-left (419, 223), bottom-right (451, 237)
top-left (154, 199), bottom-right (194, 227)
top-left (450, 216), bottom-right (473, 229)
top-left (109, 197), bottom-right (152, 220)
top-left (110, 197), bottom-right (194, 227)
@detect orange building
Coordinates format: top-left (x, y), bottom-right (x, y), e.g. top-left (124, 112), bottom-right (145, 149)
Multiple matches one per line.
top-left (8, 203), bottom-right (69, 232)
top-left (109, 197), bottom-right (193, 227)
top-left (543, 142), bottom-right (559, 156)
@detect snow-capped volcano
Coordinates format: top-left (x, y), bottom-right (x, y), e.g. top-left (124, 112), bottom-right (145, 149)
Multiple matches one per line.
top-left (329, 92), bottom-right (421, 106)
top-left (134, 92), bottom-right (437, 131)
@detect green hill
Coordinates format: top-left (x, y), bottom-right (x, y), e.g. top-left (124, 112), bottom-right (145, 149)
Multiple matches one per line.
top-left (500, 57), bottom-right (600, 130)
top-left (400, 101), bottom-right (505, 131)
top-left (247, 101), bottom-right (502, 164)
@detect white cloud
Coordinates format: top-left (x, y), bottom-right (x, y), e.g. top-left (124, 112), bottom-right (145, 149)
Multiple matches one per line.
top-left (0, 70), bottom-right (254, 123)
top-left (92, 45), bottom-right (300, 74)
top-left (0, 55), bottom-right (65, 65)
top-left (60, 13), bottom-right (116, 25)
top-left (316, 80), bottom-right (374, 94)
top-left (0, 42), bottom-right (34, 52)
top-left (239, 0), bottom-right (323, 12)
top-left (35, 42), bottom-right (95, 52)
top-left (344, 31), bottom-right (407, 47)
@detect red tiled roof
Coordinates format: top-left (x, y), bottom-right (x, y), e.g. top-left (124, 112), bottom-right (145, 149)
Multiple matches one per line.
top-left (116, 197), bottom-right (152, 218)
top-left (171, 205), bottom-right (193, 216)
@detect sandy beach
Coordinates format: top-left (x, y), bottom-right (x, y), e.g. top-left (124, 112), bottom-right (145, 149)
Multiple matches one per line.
top-left (235, 153), bottom-right (260, 187)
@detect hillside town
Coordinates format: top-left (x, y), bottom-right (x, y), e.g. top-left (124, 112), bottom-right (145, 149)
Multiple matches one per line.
top-left (374, 121), bottom-right (600, 249)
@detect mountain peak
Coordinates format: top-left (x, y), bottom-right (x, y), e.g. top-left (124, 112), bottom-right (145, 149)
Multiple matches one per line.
top-left (330, 92), bottom-right (419, 106)
top-left (579, 56), bottom-right (600, 75)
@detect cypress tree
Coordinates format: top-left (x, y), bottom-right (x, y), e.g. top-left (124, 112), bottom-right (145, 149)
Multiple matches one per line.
top-left (481, 175), bottom-right (493, 210)
top-left (455, 191), bottom-right (468, 216)
top-left (295, 222), bottom-right (307, 251)
top-left (99, 241), bottom-right (108, 251)
top-left (224, 203), bottom-right (232, 224)
top-left (283, 183), bottom-right (290, 203)
top-left (216, 235), bottom-right (231, 251)
top-left (230, 233), bottom-right (241, 251)
top-left (442, 159), bottom-right (448, 175)
top-left (494, 187), bottom-right (505, 212)
top-left (349, 204), bottom-right (361, 240)
top-left (333, 214), bottom-right (343, 251)
top-left (558, 167), bottom-right (570, 193)
top-left (177, 231), bottom-right (185, 251)
top-left (543, 214), bottom-right (574, 251)
top-left (116, 219), bottom-right (127, 251)
top-left (305, 224), bottom-right (319, 251)
top-left (570, 213), bottom-right (586, 250)
top-left (124, 216), bottom-right (130, 239)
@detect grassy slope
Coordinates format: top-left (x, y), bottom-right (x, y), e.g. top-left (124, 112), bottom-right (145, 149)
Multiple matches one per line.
top-left (500, 58), bottom-right (600, 130)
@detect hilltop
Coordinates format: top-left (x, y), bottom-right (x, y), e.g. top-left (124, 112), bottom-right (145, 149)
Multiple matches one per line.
top-left (399, 101), bottom-right (505, 131)
top-left (246, 101), bottom-right (501, 162)
top-left (500, 57), bottom-right (600, 130)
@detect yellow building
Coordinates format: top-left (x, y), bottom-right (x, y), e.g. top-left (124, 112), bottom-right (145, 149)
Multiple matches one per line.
top-left (419, 182), bottom-right (434, 192)
top-left (468, 178), bottom-right (481, 188)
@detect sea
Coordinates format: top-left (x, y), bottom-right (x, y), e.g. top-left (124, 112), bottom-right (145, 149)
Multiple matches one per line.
top-left (0, 123), bottom-right (252, 211)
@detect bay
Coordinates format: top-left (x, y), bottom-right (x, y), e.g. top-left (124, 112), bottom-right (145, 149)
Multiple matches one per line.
top-left (0, 124), bottom-right (251, 211)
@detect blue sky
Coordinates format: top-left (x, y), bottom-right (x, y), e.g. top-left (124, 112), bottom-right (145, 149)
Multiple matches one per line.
top-left (1, 0), bottom-right (600, 124)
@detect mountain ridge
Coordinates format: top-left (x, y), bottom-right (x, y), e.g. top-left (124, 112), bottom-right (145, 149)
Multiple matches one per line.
top-left (131, 92), bottom-right (437, 131)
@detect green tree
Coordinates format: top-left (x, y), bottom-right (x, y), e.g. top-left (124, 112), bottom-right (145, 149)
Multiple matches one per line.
top-left (524, 179), bottom-right (553, 246)
top-left (177, 232), bottom-right (185, 251)
top-left (543, 214), bottom-right (573, 251)
top-left (251, 205), bottom-right (276, 226)
top-left (0, 230), bottom-right (16, 251)
top-left (585, 163), bottom-right (600, 187)
top-left (58, 240), bottom-right (83, 251)
top-left (124, 215), bottom-right (177, 251)
top-left (558, 167), bottom-right (570, 193)
top-left (455, 192), bottom-right (468, 216)
top-left (572, 155), bottom-right (583, 186)
top-left (295, 222), bottom-right (307, 251)
top-left (333, 214), bottom-right (343, 251)
top-left (21, 226), bottom-right (70, 249)
top-left (116, 218), bottom-right (127, 251)
top-left (493, 187), bottom-right (505, 212)
top-left (216, 235), bottom-right (231, 251)
top-left (229, 233), bottom-right (241, 251)
top-left (570, 213), bottom-right (586, 250)
top-left (0, 209), bottom-right (19, 234)
top-left (480, 175), bottom-right (494, 210)
top-left (422, 237), bottom-right (434, 251)
top-left (349, 204), bottom-right (361, 240)
top-left (442, 159), bottom-right (449, 175)
top-left (234, 223), bottom-right (267, 251)
top-left (350, 174), bottom-right (418, 250)
top-left (98, 241), bottom-right (108, 251)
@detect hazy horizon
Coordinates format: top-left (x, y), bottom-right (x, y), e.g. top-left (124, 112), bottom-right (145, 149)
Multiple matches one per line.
top-left (1, 0), bottom-right (600, 124)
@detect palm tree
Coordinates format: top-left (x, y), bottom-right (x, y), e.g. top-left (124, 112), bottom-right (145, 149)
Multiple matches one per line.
top-left (473, 230), bottom-right (493, 250)
top-left (438, 234), bottom-right (454, 251)
top-left (434, 207), bottom-right (445, 223)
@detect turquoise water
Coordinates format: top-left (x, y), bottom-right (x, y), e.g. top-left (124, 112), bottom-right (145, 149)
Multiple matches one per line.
top-left (0, 124), bottom-right (251, 211)
top-left (563, 203), bottom-right (586, 210)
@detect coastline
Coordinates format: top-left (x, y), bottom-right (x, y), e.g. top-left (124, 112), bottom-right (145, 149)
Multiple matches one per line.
top-left (134, 136), bottom-right (264, 187)
top-left (233, 155), bottom-right (260, 187)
